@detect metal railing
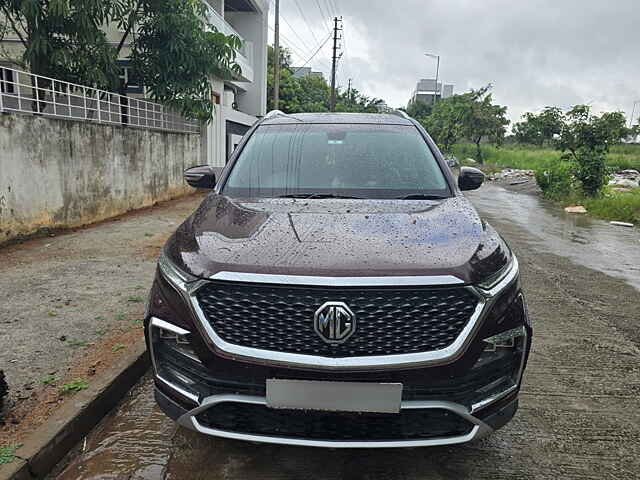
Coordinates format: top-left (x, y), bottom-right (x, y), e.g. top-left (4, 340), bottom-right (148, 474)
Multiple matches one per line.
top-left (0, 67), bottom-right (200, 134)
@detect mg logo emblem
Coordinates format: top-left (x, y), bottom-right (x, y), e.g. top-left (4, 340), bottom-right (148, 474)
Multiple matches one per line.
top-left (314, 302), bottom-right (356, 344)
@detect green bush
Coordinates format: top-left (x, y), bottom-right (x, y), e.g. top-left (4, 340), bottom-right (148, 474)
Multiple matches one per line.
top-left (572, 146), bottom-right (609, 197)
top-left (535, 162), bottom-right (576, 200)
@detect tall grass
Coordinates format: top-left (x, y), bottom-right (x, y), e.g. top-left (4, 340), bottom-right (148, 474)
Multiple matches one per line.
top-left (584, 189), bottom-right (640, 224)
top-left (451, 143), bottom-right (640, 171)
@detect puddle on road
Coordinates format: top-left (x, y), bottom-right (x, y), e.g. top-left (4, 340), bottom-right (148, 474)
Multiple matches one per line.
top-left (54, 376), bottom-right (176, 479)
top-left (467, 184), bottom-right (640, 291)
top-left (53, 375), bottom-right (524, 480)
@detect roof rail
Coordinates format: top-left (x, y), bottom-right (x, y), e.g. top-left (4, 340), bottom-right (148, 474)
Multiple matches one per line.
top-left (390, 109), bottom-right (413, 121)
top-left (264, 109), bottom-right (285, 119)
top-left (263, 110), bottom-right (304, 122)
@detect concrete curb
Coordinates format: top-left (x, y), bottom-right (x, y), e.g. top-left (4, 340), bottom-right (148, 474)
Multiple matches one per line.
top-left (0, 339), bottom-right (149, 480)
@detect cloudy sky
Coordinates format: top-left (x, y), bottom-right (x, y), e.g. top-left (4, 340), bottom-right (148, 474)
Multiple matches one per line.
top-left (269, 0), bottom-right (640, 125)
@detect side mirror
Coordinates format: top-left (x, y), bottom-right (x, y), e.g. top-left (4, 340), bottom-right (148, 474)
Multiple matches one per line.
top-left (184, 165), bottom-right (216, 189)
top-left (458, 166), bottom-right (485, 191)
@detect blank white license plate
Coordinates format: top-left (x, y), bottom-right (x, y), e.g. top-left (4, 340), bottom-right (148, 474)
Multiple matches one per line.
top-left (266, 379), bottom-right (403, 414)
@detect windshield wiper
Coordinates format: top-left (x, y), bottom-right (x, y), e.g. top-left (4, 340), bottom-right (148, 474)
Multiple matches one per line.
top-left (278, 193), bottom-right (362, 199)
top-left (397, 194), bottom-right (449, 200)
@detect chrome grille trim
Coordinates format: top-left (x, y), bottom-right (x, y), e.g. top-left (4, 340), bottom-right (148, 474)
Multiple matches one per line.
top-left (209, 271), bottom-right (465, 287)
top-left (183, 280), bottom-right (490, 370)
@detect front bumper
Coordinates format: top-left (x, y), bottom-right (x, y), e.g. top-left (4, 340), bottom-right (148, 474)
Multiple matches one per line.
top-left (145, 260), bottom-right (531, 448)
top-left (155, 386), bottom-right (519, 448)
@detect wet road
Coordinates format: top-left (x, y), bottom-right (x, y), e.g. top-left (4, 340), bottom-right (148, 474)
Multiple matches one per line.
top-left (52, 185), bottom-right (640, 479)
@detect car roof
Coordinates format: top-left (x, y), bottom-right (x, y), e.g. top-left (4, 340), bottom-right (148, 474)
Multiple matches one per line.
top-left (260, 112), bottom-right (415, 126)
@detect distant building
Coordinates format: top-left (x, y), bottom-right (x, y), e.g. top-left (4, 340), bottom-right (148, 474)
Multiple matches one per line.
top-left (408, 78), bottom-right (454, 106)
top-left (291, 67), bottom-right (325, 81)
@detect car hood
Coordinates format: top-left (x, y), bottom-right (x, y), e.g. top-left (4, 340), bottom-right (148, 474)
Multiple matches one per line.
top-left (165, 194), bottom-right (511, 285)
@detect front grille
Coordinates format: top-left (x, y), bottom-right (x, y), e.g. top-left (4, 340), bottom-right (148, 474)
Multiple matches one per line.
top-left (195, 282), bottom-right (479, 357)
top-left (196, 403), bottom-right (473, 441)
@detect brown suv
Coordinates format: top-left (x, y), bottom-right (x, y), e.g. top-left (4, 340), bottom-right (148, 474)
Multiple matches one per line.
top-left (145, 111), bottom-right (531, 448)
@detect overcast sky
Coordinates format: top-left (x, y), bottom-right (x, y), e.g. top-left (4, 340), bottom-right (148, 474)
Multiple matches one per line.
top-left (269, 0), bottom-right (640, 125)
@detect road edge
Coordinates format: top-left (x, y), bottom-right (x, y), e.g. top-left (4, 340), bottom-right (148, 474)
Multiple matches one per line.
top-left (0, 339), bottom-right (149, 480)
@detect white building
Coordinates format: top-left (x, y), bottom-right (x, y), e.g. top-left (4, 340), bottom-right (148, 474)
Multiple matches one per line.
top-left (409, 79), bottom-right (454, 106)
top-left (201, 0), bottom-right (269, 169)
top-left (291, 67), bottom-right (325, 81)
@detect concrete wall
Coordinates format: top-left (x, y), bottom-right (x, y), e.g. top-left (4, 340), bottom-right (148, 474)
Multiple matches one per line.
top-left (0, 114), bottom-right (201, 244)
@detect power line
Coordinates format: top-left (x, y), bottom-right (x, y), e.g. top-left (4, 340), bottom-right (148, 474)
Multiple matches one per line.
top-left (326, 0), bottom-right (339, 18)
top-left (280, 14), bottom-right (314, 53)
top-left (269, 25), bottom-right (318, 61)
top-left (314, 0), bottom-right (332, 32)
top-left (292, 31), bottom-right (333, 75)
top-left (270, 25), bottom-right (332, 72)
top-left (293, 0), bottom-right (321, 45)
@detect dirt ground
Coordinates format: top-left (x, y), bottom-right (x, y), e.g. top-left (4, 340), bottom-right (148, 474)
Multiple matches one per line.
top-left (49, 186), bottom-right (640, 479)
top-left (0, 192), bottom-right (206, 442)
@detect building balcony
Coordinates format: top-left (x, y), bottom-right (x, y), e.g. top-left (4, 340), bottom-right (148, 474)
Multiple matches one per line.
top-left (203, 3), bottom-right (254, 83)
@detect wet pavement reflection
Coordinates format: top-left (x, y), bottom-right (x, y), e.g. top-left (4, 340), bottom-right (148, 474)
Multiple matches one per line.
top-left (54, 376), bottom-right (535, 480)
top-left (467, 184), bottom-right (640, 291)
top-left (55, 377), bottom-right (176, 479)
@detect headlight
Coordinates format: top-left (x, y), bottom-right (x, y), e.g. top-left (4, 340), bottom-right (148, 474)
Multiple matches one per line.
top-left (471, 326), bottom-right (527, 412)
top-left (158, 248), bottom-right (196, 292)
top-left (477, 255), bottom-right (519, 294)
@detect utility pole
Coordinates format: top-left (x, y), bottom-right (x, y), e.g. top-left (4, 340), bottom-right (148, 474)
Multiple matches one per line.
top-left (273, 0), bottom-right (280, 110)
top-left (347, 78), bottom-right (352, 104)
top-left (329, 16), bottom-right (342, 112)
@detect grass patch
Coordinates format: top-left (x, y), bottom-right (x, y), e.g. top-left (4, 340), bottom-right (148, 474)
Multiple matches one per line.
top-left (67, 339), bottom-right (89, 348)
top-left (40, 375), bottom-right (57, 385)
top-left (0, 444), bottom-right (23, 465)
top-left (58, 379), bottom-right (89, 395)
top-left (111, 344), bottom-right (126, 353)
top-left (452, 143), bottom-right (640, 171)
top-left (583, 189), bottom-right (640, 224)
top-left (115, 313), bottom-right (127, 321)
top-left (127, 296), bottom-right (144, 303)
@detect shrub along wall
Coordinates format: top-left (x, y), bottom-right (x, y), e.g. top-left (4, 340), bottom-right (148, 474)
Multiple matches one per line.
top-left (0, 114), bottom-right (202, 244)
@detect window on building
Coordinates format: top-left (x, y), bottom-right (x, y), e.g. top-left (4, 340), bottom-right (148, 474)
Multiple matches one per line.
top-left (116, 60), bottom-right (144, 94)
top-left (0, 67), bottom-right (15, 94)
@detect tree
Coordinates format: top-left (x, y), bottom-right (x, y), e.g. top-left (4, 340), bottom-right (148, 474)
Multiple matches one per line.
top-left (404, 101), bottom-right (433, 120)
top-left (130, 0), bottom-right (242, 121)
top-left (420, 93), bottom-right (473, 153)
top-left (0, 0), bottom-right (242, 121)
top-left (513, 106), bottom-right (564, 145)
top-left (0, 0), bottom-right (122, 89)
top-left (335, 87), bottom-right (384, 113)
top-left (461, 86), bottom-right (509, 162)
top-left (266, 46), bottom-right (305, 112)
top-left (558, 105), bottom-right (632, 196)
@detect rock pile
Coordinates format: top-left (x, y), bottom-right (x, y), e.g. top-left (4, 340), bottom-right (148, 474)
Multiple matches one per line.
top-left (489, 168), bottom-right (536, 185)
top-left (608, 170), bottom-right (640, 190)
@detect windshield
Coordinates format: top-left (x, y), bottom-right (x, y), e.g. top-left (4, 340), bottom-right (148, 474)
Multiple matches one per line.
top-left (222, 124), bottom-right (450, 199)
